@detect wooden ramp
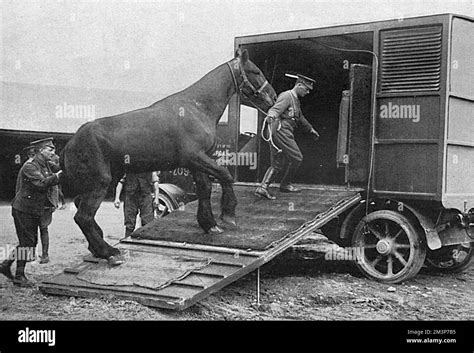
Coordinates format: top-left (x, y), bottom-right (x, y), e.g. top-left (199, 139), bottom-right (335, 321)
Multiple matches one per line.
top-left (40, 185), bottom-right (361, 310)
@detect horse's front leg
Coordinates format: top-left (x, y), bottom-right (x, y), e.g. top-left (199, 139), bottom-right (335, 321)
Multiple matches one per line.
top-left (190, 152), bottom-right (237, 230)
top-left (191, 170), bottom-right (223, 234)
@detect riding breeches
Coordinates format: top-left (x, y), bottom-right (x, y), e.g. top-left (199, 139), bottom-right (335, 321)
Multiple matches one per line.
top-left (270, 121), bottom-right (303, 172)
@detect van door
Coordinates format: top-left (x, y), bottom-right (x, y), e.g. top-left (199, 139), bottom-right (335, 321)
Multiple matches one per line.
top-left (216, 94), bottom-right (239, 178)
top-left (346, 64), bottom-right (372, 186)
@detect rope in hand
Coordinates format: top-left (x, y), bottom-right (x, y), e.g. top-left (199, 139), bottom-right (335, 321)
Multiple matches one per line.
top-left (261, 115), bottom-right (282, 153)
top-left (242, 92), bottom-right (282, 154)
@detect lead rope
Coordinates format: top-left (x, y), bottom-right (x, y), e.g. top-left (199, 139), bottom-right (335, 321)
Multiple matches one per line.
top-left (260, 115), bottom-right (282, 153)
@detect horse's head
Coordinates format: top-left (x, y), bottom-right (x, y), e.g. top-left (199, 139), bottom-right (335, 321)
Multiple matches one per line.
top-left (229, 49), bottom-right (277, 111)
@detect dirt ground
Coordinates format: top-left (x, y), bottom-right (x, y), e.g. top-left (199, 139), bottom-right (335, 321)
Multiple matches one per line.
top-left (0, 201), bottom-right (472, 321)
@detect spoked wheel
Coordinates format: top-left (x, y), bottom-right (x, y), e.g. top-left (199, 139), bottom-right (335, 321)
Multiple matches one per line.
top-left (153, 194), bottom-right (176, 218)
top-left (352, 210), bottom-right (426, 284)
top-left (426, 242), bottom-right (473, 273)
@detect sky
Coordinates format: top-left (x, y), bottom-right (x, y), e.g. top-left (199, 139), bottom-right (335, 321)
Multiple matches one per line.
top-left (1, 0), bottom-right (473, 96)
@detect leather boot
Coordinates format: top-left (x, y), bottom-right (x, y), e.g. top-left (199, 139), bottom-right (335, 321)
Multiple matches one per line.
top-left (255, 166), bottom-right (277, 200)
top-left (0, 259), bottom-right (14, 280)
top-left (279, 162), bottom-right (302, 193)
top-left (13, 260), bottom-right (34, 287)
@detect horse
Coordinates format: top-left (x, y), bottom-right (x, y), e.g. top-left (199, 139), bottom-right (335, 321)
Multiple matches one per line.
top-left (60, 49), bottom-right (277, 265)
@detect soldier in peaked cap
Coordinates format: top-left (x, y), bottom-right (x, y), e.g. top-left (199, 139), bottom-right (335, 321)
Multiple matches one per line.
top-left (23, 145), bottom-right (36, 162)
top-left (0, 138), bottom-right (62, 286)
top-left (255, 74), bottom-right (320, 200)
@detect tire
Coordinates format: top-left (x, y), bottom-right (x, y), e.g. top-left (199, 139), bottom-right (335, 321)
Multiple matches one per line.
top-left (352, 210), bottom-right (427, 284)
top-left (426, 242), bottom-right (473, 273)
top-left (154, 193), bottom-right (177, 218)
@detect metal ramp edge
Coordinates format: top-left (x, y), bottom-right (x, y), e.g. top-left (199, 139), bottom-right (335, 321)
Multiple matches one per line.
top-left (39, 192), bottom-right (361, 310)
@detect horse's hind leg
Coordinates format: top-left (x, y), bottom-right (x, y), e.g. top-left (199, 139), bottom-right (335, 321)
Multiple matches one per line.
top-left (74, 187), bottom-right (121, 260)
top-left (74, 195), bottom-right (104, 239)
top-left (190, 152), bottom-right (237, 231)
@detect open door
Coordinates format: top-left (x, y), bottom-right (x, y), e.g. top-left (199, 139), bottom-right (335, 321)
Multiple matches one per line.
top-left (337, 64), bottom-right (372, 186)
top-left (215, 95), bottom-right (239, 178)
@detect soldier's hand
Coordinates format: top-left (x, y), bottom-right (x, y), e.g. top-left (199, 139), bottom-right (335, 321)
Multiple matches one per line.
top-left (114, 200), bottom-right (120, 209)
top-left (153, 198), bottom-right (160, 209)
top-left (311, 129), bottom-right (320, 141)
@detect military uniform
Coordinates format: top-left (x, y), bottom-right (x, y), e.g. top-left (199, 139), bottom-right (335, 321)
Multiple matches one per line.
top-left (269, 90), bottom-right (314, 167)
top-left (119, 172), bottom-right (159, 237)
top-left (256, 74), bottom-right (319, 199)
top-left (0, 138), bottom-right (61, 286)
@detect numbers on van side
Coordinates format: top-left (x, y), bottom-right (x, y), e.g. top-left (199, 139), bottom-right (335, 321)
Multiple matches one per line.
top-left (172, 168), bottom-right (190, 176)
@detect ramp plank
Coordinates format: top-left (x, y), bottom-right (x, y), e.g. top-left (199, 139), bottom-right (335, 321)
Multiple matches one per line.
top-left (40, 185), bottom-right (361, 310)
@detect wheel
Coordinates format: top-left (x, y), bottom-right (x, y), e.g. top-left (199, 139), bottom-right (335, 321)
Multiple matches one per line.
top-left (352, 210), bottom-right (427, 284)
top-left (154, 193), bottom-right (177, 218)
top-left (426, 242), bottom-right (473, 273)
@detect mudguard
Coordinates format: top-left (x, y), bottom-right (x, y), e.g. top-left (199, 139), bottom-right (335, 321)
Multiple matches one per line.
top-left (159, 183), bottom-right (188, 210)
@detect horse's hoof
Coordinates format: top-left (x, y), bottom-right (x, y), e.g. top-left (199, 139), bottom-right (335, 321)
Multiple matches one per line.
top-left (208, 225), bottom-right (224, 234)
top-left (107, 255), bottom-right (125, 266)
top-left (220, 216), bottom-right (237, 230)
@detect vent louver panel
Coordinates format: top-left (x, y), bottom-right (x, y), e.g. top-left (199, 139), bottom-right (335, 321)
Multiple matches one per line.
top-left (380, 26), bottom-right (442, 93)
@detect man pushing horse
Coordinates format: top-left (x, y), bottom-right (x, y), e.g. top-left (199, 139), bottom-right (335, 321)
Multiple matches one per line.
top-left (255, 74), bottom-right (320, 200)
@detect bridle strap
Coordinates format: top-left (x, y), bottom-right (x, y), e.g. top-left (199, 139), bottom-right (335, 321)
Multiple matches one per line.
top-left (226, 59), bottom-right (281, 153)
top-left (226, 58), bottom-right (268, 98)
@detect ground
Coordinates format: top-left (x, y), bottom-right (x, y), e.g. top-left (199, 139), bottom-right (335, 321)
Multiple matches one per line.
top-left (0, 201), bottom-right (472, 321)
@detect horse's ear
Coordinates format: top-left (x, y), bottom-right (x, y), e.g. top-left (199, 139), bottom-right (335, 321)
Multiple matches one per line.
top-left (240, 49), bottom-right (249, 63)
top-left (235, 48), bottom-right (249, 63)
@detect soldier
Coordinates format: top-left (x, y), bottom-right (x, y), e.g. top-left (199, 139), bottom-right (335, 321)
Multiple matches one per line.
top-left (114, 172), bottom-right (160, 237)
top-left (255, 74), bottom-right (320, 200)
top-left (0, 138), bottom-right (62, 286)
top-left (15, 143), bottom-right (62, 264)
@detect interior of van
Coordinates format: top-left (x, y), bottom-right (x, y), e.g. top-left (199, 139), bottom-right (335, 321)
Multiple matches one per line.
top-left (233, 32), bottom-right (374, 188)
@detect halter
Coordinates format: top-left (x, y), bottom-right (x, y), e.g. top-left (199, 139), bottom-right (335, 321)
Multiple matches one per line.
top-left (227, 58), bottom-right (281, 153)
top-left (226, 58), bottom-right (269, 99)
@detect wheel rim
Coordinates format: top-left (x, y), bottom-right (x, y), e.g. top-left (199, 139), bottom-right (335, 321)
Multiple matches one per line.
top-left (154, 195), bottom-right (175, 218)
top-left (354, 215), bottom-right (420, 282)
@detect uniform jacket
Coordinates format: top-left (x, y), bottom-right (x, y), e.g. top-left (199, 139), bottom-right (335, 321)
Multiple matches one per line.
top-left (12, 156), bottom-right (60, 216)
top-left (119, 172), bottom-right (159, 194)
top-left (267, 90), bottom-right (313, 133)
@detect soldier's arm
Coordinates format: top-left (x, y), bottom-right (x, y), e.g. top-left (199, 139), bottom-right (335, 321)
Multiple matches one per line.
top-left (299, 114), bottom-right (320, 139)
top-left (151, 172), bottom-right (160, 203)
top-left (48, 154), bottom-right (61, 173)
top-left (267, 92), bottom-right (291, 119)
top-left (298, 114), bottom-right (314, 133)
top-left (114, 176), bottom-right (125, 208)
top-left (22, 162), bottom-right (60, 190)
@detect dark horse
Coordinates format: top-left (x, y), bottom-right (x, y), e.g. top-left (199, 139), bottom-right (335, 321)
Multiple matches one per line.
top-left (61, 49), bottom-right (277, 265)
